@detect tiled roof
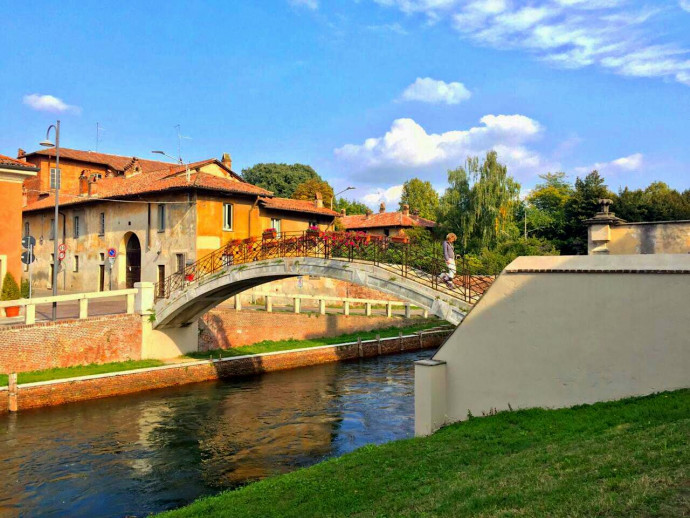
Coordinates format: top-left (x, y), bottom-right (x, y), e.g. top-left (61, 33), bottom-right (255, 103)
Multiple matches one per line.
top-left (23, 148), bottom-right (175, 174)
top-left (259, 197), bottom-right (339, 217)
top-left (24, 167), bottom-right (272, 212)
top-left (0, 154), bottom-right (39, 171)
top-left (340, 211), bottom-right (436, 230)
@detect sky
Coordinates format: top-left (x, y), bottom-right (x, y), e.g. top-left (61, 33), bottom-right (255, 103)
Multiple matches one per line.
top-left (2, 0), bottom-right (690, 208)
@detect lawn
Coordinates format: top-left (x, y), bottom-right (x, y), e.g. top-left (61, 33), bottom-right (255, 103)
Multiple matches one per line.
top-left (0, 359), bottom-right (165, 387)
top-left (161, 389), bottom-right (690, 517)
top-left (186, 320), bottom-right (448, 359)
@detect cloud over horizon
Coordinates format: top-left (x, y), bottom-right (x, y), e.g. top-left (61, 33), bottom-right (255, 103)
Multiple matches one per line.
top-left (400, 77), bottom-right (471, 104)
top-left (23, 94), bottom-right (81, 114)
top-left (575, 152), bottom-right (644, 175)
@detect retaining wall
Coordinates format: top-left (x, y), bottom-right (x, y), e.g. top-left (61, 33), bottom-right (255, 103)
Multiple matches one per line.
top-left (4, 330), bottom-right (449, 413)
top-left (0, 314), bottom-right (143, 373)
top-left (200, 308), bottom-right (423, 350)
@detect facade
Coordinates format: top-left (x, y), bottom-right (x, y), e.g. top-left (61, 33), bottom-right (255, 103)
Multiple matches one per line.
top-left (0, 155), bottom-right (38, 284)
top-left (19, 148), bottom-right (337, 293)
top-left (339, 203), bottom-right (435, 237)
top-left (586, 199), bottom-right (690, 255)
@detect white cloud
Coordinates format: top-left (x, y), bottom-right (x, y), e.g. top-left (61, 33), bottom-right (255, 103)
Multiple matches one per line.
top-left (361, 184), bottom-right (404, 208)
top-left (366, 22), bottom-right (409, 35)
top-left (400, 77), bottom-right (471, 104)
top-left (289, 0), bottom-right (318, 9)
top-left (23, 94), bottom-right (81, 114)
top-left (335, 114), bottom-right (554, 182)
top-left (575, 153), bottom-right (644, 175)
top-left (377, 1), bottom-right (690, 86)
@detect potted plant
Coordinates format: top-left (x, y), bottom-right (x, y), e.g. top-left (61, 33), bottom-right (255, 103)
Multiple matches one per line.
top-left (391, 235), bottom-right (409, 244)
top-left (262, 228), bottom-right (278, 240)
top-left (306, 225), bottom-right (320, 237)
top-left (1, 272), bottom-right (21, 317)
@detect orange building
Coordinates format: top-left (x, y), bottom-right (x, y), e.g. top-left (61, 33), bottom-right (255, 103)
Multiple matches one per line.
top-left (339, 202), bottom-right (435, 237)
top-left (0, 155), bottom-right (38, 285)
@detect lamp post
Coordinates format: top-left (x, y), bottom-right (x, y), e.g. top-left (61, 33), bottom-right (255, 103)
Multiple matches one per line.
top-left (39, 121), bottom-right (60, 321)
top-left (332, 186), bottom-right (355, 211)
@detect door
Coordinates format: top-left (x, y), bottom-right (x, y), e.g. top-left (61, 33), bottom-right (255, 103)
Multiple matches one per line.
top-left (125, 234), bottom-right (141, 289)
top-left (99, 265), bottom-right (105, 291)
top-left (157, 265), bottom-right (165, 298)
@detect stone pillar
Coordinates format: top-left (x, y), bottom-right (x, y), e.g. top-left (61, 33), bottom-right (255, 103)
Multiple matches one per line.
top-left (8, 373), bottom-right (18, 412)
top-left (265, 296), bottom-right (272, 313)
top-left (404, 304), bottom-right (411, 319)
top-left (79, 298), bottom-right (89, 319)
top-left (414, 359), bottom-right (447, 436)
top-left (24, 303), bottom-right (35, 325)
top-left (134, 282), bottom-right (155, 315)
top-left (343, 300), bottom-right (350, 316)
top-left (386, 302), bottom-right (393, 318)
top-left (365, 302), bottom-right (372, 316)
top-left (319, 299), bottom-right (326, 315)
top-left (234, 294), bottom-right (242, 311)
top-left (293, 298), bottom-right (301, 314)
top-left (585, 199), bottom-right (625, 255)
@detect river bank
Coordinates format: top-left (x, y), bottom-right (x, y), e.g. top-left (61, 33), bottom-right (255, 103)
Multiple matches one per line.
top-left (162, 389), bottom-right (690, 517)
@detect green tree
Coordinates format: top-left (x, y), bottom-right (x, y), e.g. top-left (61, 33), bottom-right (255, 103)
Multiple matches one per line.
top-left (525, 172), bottom-right (574, 249)
top-left (479, 237), bottom-right (559, 274)
top-left (241, 163), bottom-right (320, 198)
top-left (293, 178), bottom-right (335, 208)
top-left (563, 170), bottom-right (613, 254)
top-left (399, 178), bottom-right (439, 220)
top-left (615, 182), bottom-right (690, 222)
top-left (1, 272), bottom-right (20, 301)
top-left (335, 198), bottom-right (369, 215)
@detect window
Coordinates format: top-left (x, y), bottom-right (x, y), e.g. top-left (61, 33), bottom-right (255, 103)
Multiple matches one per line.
top-left (223, 203), bottom-right (233, 231)
top-left (24, 222), bottom-right (30, 238)
top-left (99, 212), bottom-right (105, 236)
top-left (73, 256), bottom-right (79, 273)
top-left (176, 253), bottom-right (185, 273)
top-left (49, 218), bottom-right (55, 240)
top-left (157, 204), bottom-right (166, 232)
top-left (270, 218), bottom-right (282, 237)
top-left (100, 252), bottom-right (105, 262)
top-left (308, 220), bottom-right (318, 229)
top-left (50, 168), bottom-right (61, 190)
top-left (73, 216), bottom-right (80, 239)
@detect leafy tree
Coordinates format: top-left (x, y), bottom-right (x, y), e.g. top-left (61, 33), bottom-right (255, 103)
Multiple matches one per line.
top-left (241, 163), bottom-right (320, 198)
top-left (478, 237), bottom-right (559, 274)
top-left (525, 172), bottom-right (574, 248)
top-left (562, 170), bottom-right (613, 254)
top-left (615, 182), bottom-right (690, 222)
top-left (1, 272), bottom-right (20, 301)
top-left (293, 178), bottom-right (335, 208)
top-left (335, 198), bottom-right (369, 215)
top-left (399, 178), bottom-right (439, 220)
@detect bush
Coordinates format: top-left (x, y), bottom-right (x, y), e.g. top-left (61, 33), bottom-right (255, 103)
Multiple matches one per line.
top-left (1, 273), bottom-right (21, 301)
top-left (20, 279), bottom-right (30, 299)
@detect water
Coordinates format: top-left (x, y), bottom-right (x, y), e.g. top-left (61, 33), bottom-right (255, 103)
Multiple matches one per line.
top-left (0, 350), bottom-right (432, 517)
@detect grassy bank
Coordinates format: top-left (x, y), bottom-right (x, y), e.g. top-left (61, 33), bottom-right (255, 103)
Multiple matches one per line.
top-left (187, 320), bottom-right (448, 359)
top-left (0, 359), bottom-right (165, 387)
top-left (162, 389), bottom-right (690, 517)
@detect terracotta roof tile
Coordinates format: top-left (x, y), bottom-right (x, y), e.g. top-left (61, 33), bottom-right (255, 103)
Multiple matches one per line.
top-left (23, 148), bottom-right (174, 174)
top-left (0, 154), bottom-right (39, 171)
top-left (340, 211), bottom-right (436, 230)
top-left (259, 197), bottom-right (339, 217)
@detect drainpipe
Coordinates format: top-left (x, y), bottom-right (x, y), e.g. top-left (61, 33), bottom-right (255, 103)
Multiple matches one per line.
top-left (248, 196), bottom-right (259, 237)
top-left (59, 211), bottom-right (67, 290)
top-left (146, 203), bottom-right (151, 251)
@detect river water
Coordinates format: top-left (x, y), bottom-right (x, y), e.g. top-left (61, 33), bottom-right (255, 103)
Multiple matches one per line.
top-left (0, 350), bottom-right (432, 517)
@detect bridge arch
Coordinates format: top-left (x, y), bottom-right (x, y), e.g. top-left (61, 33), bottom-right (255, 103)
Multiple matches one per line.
top-left (153, 257), bottom-right (470, 329)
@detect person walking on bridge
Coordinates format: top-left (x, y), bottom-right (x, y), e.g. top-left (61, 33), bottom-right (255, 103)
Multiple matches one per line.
top-left (440, 233), bottom-right (457, 289)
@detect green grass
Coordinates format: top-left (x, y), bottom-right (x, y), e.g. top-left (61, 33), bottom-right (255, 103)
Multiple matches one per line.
top-left (187, 320), bottom-right (448, 359)
top-left (0, 359), bottom-right (165, 387)
top-left (161, 389), bottom-right (690, 517)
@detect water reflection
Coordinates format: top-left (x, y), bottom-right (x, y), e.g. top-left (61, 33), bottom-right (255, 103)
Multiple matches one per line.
top-left (0, 350), bottom-right (431, 517)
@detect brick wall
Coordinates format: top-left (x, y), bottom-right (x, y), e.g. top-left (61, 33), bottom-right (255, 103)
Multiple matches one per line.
top-left (0, 314), bottom-right (142, 374)
top-left (200, 308), bottom-right (426, 350)
top-left (7, 331), bottom-right (450, 412)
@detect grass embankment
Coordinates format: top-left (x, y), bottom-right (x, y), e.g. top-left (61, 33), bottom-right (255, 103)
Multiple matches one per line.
top-left (162, 390), bottom-right (690, 517)
top-left (186, 320), bottom-right (447, 359)
top-left (0, 360), bottom-right (165, 387)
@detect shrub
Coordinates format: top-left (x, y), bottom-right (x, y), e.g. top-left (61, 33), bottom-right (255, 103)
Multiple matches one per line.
top-left (1, 273), bottom-right (21, 301)
top-left (20, 279), bottom-right (30, 299)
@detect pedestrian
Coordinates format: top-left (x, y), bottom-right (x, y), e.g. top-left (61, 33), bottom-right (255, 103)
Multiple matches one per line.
top-left (440, 233), bottom-right (457, 289)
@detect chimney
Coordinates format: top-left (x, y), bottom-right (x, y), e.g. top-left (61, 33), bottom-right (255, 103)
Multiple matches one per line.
top-left (340, 208), bottom-right (346, 216)
top-left (411, 208), bottom-right (420, 216)
top-left (314, 191), bottom-right (323, 208)
top-left (221, 153), bottom-right (232, 170)
top-left (402, 204), bottom-right (410, 217)
top-left (379, 202), bottom-right (386, 214)
top-left (365, 209), bottom-right (373, 219)
top-left (88, 175), bottom-right (99, 197)
top-left (22, 186), bottom-right (27, 208)
top-left (17, 148), bottom-right (26, 158)
top-left (79, 173), bottom-right (89, 196)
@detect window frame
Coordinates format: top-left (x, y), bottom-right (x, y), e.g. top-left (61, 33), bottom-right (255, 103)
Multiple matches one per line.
top-left (73, 255), bottom-right (79, 273)
top-left (73, 215), bottom-right (80, 239)
top-left (157, 204), bottom-right (166, 233)
top-left (99, 212), bottom-right (105, 236)
top-left (222, 203), bottom-right (234, 231)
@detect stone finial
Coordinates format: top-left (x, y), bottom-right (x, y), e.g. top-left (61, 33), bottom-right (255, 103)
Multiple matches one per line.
top-left (402, 204), bottom-right (410, 216)
top-left (340, 208), bottom-right (346, 216)
top-left (365, 209), bottom-right (373, 218)
top-left (314, 191), bottom-right (323, 208)
top-left (221, 153), bottom-right (232, 170)
top-left (598, 198), bottom-right (613, 215)
top-left (379, 202), bottom-right (386, 213)
top-left (17, 148), bottom-right (26, 158)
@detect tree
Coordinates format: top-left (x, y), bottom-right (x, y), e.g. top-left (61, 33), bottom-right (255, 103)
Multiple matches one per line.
top-left (399, 178), bottom-right (439, 220)
top-left (562, 170), bottom-right (612, 254)
top-left (615, 182), bottom-right (690, 222)
top-left (335, 198), bottom-right (369, 215)
top-left (525, 172), bottom-right (574, 248)
top-left (241, 163), bottom-right (320, 198)
top-left (293, 178), bottom-right (335, 208)
top-left (479, 237), bottom-right (559, 274)
top-left (1, 272), bottom-right (20, 301)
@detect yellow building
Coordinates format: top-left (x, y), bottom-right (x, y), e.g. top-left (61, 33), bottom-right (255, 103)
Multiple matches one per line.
top-left (19, 148), bottom-right (337, 292)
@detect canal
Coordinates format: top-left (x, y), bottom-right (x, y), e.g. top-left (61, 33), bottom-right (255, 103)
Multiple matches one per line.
top-left (0, 350), bottom-right (432, 517)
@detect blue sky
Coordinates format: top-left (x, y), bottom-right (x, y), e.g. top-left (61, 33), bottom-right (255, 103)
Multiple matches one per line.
top-left (2, 0), bottom-right (690, 207)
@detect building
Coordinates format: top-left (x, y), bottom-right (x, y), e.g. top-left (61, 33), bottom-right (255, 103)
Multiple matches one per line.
top-left (0, 155), bottom-right (38, 285)
top-left (339, 203), bottom-right (435, 237)
top-left (586, 199), bottom-right (690, 255)
top-left (19, 148), bottom-right (337, 293)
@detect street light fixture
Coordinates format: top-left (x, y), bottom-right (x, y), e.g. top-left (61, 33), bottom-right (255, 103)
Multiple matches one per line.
top-left (332, 186), bottom-right (355, 211)
top-left (151, 150), bottom-right (183, 164)
top-left (40, 121), bottom-right (60, 321)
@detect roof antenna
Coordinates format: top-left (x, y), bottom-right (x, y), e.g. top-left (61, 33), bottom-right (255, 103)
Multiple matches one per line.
top-left (95, 122), bottom-right (104, 152)
top-left (175, 124), bottom-right (192, 183)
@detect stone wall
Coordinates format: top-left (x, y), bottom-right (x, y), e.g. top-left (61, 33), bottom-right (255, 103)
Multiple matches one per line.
top-left (588, 220), bottom-right (690, 255)
top-left (200, 308), bottom-right (426, 350)
top-left (5, 330), bottom-right (450, 412)
top-left (0, 314), bottom-right (142, 373)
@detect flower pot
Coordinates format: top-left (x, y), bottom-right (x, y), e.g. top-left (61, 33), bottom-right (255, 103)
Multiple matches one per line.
top-left (263, 231), bottom-right (277, 240)
top-left (185, 274), bottom-right (195, 282)
top-left (4, 306), bottom-right (20, 318)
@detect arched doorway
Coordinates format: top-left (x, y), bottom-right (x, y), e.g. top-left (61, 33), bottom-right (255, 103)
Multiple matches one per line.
top-left (125, 233), bottom-right (141, 288)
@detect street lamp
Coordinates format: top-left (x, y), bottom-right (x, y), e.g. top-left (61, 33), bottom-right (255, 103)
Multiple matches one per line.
top-left (332, 186), bottom-right (355, 211)
top-left (40, 121), bottom-right (60, 321)
top-left (151, 150), bottom-right (183, 164)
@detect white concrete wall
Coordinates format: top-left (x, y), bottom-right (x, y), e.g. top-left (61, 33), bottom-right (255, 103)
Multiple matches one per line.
top-left (421, 255), bottom-right (690, 433)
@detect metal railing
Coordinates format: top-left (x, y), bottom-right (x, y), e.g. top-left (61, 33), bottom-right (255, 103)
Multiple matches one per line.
top-left (155, 230), bottom-right (496, 304)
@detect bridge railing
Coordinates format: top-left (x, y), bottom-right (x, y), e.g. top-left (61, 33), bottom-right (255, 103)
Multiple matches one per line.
top-left (155, 231), bottom-right (496, 303)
